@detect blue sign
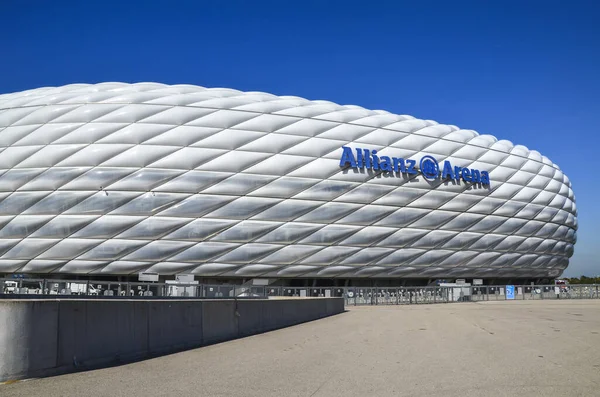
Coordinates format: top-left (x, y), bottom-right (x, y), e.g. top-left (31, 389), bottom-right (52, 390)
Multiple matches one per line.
top-left (339, 146), bottom-right (490, 185)
top-left (419, 155), bottom-right (439, 180)
top-left (506, 285), bottom-right (515, 300)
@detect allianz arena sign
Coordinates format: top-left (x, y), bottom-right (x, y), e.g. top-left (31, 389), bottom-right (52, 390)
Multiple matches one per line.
top-left (340, 146), bottom-right (491, 185)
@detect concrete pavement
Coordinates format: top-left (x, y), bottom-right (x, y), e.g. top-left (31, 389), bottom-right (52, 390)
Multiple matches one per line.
top-left (3, 300), bottom-right (600, 397)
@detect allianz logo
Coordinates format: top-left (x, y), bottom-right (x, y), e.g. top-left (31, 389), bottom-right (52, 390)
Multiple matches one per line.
top-left (339, 146), bottom-right (490, 185)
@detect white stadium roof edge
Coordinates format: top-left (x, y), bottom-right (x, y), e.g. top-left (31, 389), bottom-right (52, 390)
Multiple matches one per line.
top-left (0, 82), bottom-right (577, 280)
top-left (0, 82), bottom-right (565, 170)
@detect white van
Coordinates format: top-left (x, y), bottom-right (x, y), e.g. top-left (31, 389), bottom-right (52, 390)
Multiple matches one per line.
top-left (2, 281), bottom-right (18, 294)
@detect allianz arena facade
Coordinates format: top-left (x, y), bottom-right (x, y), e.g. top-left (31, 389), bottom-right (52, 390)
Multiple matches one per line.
top-left (0, 83), bottom-right (577, 284)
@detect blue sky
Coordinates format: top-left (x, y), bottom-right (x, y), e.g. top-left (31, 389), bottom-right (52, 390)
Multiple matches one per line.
top-left (1, 0), bottom-right (598, 276)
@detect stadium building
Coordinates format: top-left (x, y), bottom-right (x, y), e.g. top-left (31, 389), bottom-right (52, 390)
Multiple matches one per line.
top-left (0, 83), bottom-right (577, 286)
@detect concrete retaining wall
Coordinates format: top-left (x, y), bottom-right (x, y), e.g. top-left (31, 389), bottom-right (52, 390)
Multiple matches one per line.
top-left (0, 297), bottom-right (344, 382)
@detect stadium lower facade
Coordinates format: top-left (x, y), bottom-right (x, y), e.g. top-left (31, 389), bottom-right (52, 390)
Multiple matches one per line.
top-left (0, 83), bottom-right (577, 286)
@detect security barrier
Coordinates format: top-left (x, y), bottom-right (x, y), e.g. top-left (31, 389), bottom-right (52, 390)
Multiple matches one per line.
top-left (2, 278), bottom-right (598, 304)
top-left (343, 284), bottom-right (600, 305)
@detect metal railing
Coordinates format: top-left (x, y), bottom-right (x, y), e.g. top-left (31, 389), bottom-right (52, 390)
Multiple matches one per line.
top-left (1, 278), bottom-right (598, 305)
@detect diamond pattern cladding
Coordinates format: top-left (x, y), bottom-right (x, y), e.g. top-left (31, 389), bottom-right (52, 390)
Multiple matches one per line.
top-left (0, 83), bottom-right (577, 279)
